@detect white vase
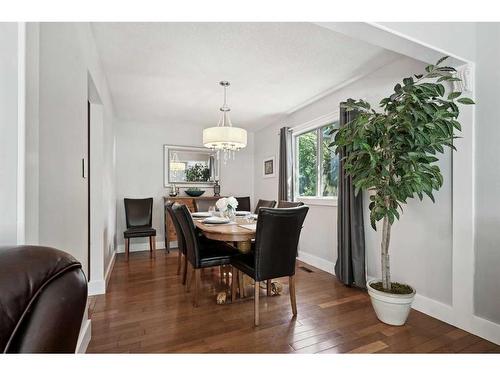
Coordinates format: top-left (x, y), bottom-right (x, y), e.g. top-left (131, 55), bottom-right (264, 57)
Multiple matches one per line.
top-left (367, 279), bottom-right (416, 326)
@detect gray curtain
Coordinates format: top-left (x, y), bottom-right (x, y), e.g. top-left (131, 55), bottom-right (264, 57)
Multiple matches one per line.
top-left (334, 105), bottom-right (366, 288)
top-left (278, 127), bottom-right (293, 201)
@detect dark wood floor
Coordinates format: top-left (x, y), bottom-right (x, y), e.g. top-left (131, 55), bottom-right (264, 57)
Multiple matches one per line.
top-left (87, 250), bottom-right (500, 353)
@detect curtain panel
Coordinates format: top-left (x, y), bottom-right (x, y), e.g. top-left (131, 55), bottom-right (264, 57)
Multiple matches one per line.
top-left (278, 127), bottom-right (293, 202)
top-left (334, 105), bottom-right (366, 288)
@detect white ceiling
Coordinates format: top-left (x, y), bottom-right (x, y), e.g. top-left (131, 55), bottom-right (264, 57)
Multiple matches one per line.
top-left (91, 23), bottom-right (401, 130)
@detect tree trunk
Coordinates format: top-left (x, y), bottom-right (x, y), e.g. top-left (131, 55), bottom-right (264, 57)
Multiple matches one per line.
top-left (381, 214), bottom-right (392, 291)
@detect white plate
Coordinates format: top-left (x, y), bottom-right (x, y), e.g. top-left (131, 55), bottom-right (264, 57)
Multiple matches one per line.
top-left (192, 212), bottom-right (212, 218)
top-left (202, 217), bottom-right (231, 224)
top-left (235, 211), bottom-right (252, 216)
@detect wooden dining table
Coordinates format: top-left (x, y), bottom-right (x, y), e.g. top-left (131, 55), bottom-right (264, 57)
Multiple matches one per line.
top-left (193, 216), bottom-right (256, 253)
top-left (193, 215), bottom-right (259, 300)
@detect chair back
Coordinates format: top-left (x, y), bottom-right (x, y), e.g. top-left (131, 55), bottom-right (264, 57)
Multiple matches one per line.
top-left (235, 197), bottom-right (251, 212)
top-left (254, 206), bottom-right (309, 281)
top-left (277, 200), bottom-right (304, 208)
top-left (172, 203), bottom-right (201, 267)
top-left (194, 197), bottom-right (219, 212)
top-left (165, 202), bottom-right (186, 255)
top-left (124, 198), bottom-right (153, 228)
top-left (254, 199), bottom-right (276, 214)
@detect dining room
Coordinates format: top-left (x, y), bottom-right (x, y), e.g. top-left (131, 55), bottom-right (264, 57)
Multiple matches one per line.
top-left (74, 21), bottom-right (500, 354)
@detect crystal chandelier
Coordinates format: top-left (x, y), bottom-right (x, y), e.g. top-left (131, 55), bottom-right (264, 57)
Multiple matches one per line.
top-left (203, 81), bottom-right (247, 163)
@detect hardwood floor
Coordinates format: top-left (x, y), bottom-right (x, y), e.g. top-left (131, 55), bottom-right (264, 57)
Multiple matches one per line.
top-left (87, 250), bottom-right (500, 354)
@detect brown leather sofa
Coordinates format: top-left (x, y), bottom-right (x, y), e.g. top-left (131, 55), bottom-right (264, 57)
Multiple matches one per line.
top-left (0, 245), bottom-right (88, 353)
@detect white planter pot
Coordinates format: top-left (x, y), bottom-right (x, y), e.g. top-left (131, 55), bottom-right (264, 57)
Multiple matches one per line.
top-left (367, 280), bottom-right (416, 326)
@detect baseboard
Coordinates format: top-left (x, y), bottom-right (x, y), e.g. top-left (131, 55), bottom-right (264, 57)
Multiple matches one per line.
top-left (413, 295), bottom-right (500, 345)
top-left (75, 319), bottom-right (91, 353)
top-left (116, 240), bottom-right (164, 253)
top-left (298, 250), bottom-right (335, 275)
top-left (412, 293), bottom-right (456, 326)
top-left (104, 250), bottom-right (116, 288)
top-left (87, 251), bottom-right (116, 296)
top-left (88, 280), bottom-right (105, 296)
top-left (471, 314), bottom-right (500, 345)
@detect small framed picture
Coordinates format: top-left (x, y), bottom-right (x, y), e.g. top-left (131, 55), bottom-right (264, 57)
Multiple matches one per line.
top-left (263, 156), bottom-right (275, 178)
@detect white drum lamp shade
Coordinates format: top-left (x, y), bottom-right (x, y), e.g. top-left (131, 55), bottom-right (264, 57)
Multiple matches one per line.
top-left (203, 126), bottom-right (247, 150)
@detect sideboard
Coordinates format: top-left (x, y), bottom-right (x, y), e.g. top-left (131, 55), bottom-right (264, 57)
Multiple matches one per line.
top-left (163, 196), bottom-right (221, 251)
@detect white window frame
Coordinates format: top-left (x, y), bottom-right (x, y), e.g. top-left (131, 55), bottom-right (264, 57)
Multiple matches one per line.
top-left (292, 111), bottom-right (339, 207)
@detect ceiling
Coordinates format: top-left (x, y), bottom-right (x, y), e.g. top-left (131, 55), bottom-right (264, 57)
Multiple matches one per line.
top-left (91, 23), bottom-right (401, 130)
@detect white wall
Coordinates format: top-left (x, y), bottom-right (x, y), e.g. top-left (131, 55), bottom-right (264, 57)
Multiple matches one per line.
top-left (474, 23), bottom-right (500, 325)
top-left (378, 23), bottom-right (476, 63)
top-left (254, 57), bottom-right (454, 305)
top-left (28, 23), bottom-right (116, 290)
top-left (0, 23), bottom-right (20, 245)
top-left (114, 119), bottom-right (254, 250)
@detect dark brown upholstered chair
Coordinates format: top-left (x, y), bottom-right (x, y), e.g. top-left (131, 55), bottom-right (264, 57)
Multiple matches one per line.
top-left (277, 200), bottom-right (305, 208)
top-left (235, 196), bottom-right (251, 212)
top-left (173, 203), bottom-right (236, 307)
top-left (165, 201), bottom-right (188, 284)
top-left (194, 197), bottom-right (219, 212)
top-left (0, 245), bottom-right (87, 353)
top-left (231, 206), bottom-right (309, 325)
top-left (124, 198), bottom-right (156, 261)
top-left (254, 199), bottom-right (276, 214)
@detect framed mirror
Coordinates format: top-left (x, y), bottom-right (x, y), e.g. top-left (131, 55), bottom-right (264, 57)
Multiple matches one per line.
top-left (163, 145), bottom-right (219, 187)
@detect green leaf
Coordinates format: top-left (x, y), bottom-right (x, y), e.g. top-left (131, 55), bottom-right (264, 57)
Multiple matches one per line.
top-left (448, 92), bottom-right (461, 100)
top-left (435, 56), bottom-right (449, 66)
top-left (437, 66), bottom-right (457, 72)
top-left (457, 97), bottom-right (475, 105)
top-left (436, 84), bottom-right (445, 97)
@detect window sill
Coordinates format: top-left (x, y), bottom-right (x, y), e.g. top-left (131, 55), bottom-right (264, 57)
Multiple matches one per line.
top-left (296, 196), bottom-right (338, 207)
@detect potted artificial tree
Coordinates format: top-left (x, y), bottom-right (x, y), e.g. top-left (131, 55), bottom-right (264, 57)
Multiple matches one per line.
top-left (332, 56), bottom-right (474, 325)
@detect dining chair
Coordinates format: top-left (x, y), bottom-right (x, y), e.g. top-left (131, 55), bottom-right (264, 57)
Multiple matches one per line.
top-left (194, 197), bottom-right (219, 212)
top-left (254, 199), bottom-right (276, 214)
top-left (123, 198), bottom-right (156, 261)
top-left (277, 200), bottom-right (305, 208)
top-left (165, 201), bottom-right (188, 284)
top-left (235, 196), bottom-right (251, 211)
top-left (231, 206), bottom-right (309, 326)
top-left (173, 203), bottom-right (236, 307)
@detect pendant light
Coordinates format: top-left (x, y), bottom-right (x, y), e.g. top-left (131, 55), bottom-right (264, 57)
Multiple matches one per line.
top-left (203, 81), bottom-right (247, 162)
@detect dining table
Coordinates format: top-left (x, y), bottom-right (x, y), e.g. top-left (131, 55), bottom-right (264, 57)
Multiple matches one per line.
top-left (193, 215), bottom-right (256, 253)
top-left (193, 214), bottom-right (259, 300)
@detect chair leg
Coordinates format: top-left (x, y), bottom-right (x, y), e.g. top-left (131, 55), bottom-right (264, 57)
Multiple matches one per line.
top-left (193, 268), bottom-right (201, 307)
top-left (182, 255), bottom-right (188, 285)
top-left (289, 275), bottom-right (297, 316)
top-left (177, 250), bottom-right (182, 275)
top-left (186, 263), bottom-right (192, 292)
top-left (254, 281), bottom-right (260, 326)
top-left (231, 268), bottom-right (238, 302)
top-left (267, 280), bottom-right (272, 296)
top-left (125, 238), bottom-right (130, 261)
top-left (150, 235), bottom-right (156, 259)
top-left (238, 271), bottom-right (245, 298)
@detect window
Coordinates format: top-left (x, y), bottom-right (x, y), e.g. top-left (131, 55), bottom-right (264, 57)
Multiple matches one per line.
top-left (294, 121), bottom-right (339, 200)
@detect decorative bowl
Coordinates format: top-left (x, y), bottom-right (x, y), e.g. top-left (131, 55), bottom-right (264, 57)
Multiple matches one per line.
top-left (185, 189), bottom-right (205, 197)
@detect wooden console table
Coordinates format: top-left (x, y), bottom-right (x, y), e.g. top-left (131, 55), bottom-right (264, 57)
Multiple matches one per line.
top-left (163, 196), bottom-right (221, 251)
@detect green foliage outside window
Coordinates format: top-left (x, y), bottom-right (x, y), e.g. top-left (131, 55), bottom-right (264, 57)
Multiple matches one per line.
top-left (296, 122), bottom-right (339, 198)
top-left (297, 130), bottom-right (317, 196)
